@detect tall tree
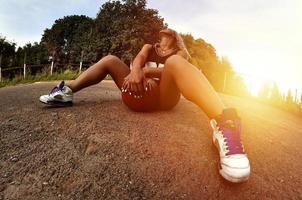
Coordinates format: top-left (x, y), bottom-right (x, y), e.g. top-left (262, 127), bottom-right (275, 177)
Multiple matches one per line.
top-left (286, 89), bottom-right (293, 104)
top-left (182, 34), bottom-right (219, 87)
top-left (41, 15), bottom-right (94, 63)
top-left (270, 82), bottom-right (282, 106)
top-left (182, 34), bottom-right (248, 94)
top-left (93, 0), bottom-right (165, 63)
top-left (0, 36), bottom-right (16, 68)
top-left (11, 42), bottom-right (48, 67)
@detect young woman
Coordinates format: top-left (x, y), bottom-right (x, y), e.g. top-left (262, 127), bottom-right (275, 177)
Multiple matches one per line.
top-left (39, 29), bottom-right (250, 183)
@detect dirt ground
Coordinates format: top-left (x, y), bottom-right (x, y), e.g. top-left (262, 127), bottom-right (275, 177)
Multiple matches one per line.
top-left (0, 81), bottom-right (301, 200)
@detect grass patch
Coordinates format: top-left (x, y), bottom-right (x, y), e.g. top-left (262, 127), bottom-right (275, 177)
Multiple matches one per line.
top-left (0, 70), bottom-right (80, 88)
top-left (0, 69), bottom-right (114, 88)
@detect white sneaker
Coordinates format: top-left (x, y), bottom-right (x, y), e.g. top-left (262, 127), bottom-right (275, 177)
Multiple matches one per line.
top-left (210, 108), bottom-right (250, 183)
top-left (39, 81), bottom-right (73, 106)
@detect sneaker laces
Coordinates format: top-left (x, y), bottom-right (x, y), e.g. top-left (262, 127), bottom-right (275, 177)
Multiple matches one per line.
top-left (218, 119), bottom-right (245, 156)
top-left (49, 81), bottom-right (65, 95)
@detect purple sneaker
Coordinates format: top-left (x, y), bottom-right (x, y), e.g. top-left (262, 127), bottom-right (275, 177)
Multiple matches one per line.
top-left (210, 108), bottom-right (250, 183)
top-left (39, 81), bottom-right (73, 106)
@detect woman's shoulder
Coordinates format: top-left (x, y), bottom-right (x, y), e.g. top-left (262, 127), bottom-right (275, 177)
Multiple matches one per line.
top-left (143, 44), bottom-right (154, 50)
top-left (139, 44), bottom-right (154, 58)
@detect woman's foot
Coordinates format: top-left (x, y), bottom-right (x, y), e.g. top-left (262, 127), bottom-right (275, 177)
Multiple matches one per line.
top-left (210, 108), bottom-right (250, 183)
top-left (39, 81), bottom-right (73, 107)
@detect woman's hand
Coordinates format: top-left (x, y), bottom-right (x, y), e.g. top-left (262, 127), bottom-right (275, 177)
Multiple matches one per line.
top-left (122, 68), bottom-right (147, 95)
top-left (145, 78), bottom-right (158, 91)
top-left (142, 67), bottom-right (150, 77)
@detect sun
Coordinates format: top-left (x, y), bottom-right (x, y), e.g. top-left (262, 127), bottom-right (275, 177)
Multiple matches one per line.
top-left (229, 46), bottom-right (301, 97)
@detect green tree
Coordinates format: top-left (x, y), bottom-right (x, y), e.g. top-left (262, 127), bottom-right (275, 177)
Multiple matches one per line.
top-left (270, 82), bottom-right (282, 106)
top-left (182, 34), bottom-right (248, 95)
top-left (0, 36), bottom-right (16, 68)
top-left (286, 89), bottom-right (293, 104)
top-left (41, 15), bottom-right (94, 63)
top-left (225, 74), bottom-right (249, 97)
top-left (182, 34), bottom-right (219, 86)
top-left (93, 0), bottom-right (165, 63)
top-left (11, 42), bottom-right (48, 67)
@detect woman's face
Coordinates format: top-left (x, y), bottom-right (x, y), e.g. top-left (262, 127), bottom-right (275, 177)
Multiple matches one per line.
top-left (159, 34), bottom-right (175, 48)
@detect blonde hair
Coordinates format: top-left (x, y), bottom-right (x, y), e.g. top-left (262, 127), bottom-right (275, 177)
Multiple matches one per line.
top-left (174, 31), bottom-right (191, 60)
top-left (158, 28), bottom-right (191, 60)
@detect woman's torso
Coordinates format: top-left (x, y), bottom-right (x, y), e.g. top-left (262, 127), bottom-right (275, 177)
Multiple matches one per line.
top-left (123, 44), bottom-right (178, 112)
top-left (144, 44), bottom-right (178, 69)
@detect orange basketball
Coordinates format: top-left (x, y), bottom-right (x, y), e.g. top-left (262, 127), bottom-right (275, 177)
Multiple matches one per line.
top-left (121, 87), bottom-right (160, 112)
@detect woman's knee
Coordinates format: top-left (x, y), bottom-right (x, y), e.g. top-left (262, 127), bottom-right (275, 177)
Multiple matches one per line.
top-left (98, 55), bottom-right (121, 65)
top-left (164, 55), bottom-right (185, 70)
top-left (96, 55), bottom-right (122, 71)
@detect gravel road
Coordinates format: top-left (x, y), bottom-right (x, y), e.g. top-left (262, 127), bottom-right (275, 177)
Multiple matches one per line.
top-left (0, 81), bottom-right (301, 199)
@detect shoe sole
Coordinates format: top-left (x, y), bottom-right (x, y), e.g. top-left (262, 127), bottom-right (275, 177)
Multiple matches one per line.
top-left (219, 168), bottom-right (249, 183)
top-left (210, 120), bottom-right (249, 183)
top-left (39, 99), bottom-right (73, 107)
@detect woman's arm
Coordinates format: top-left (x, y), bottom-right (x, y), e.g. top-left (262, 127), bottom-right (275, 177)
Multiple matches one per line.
top-left (143, 67), bottom-right (163, 78)
top-left (143, 49), bottom-right (189, 78)
top-left (122, 44), bottom-right (152, 94)
top-left (132, 44), bottom-right (153, 72)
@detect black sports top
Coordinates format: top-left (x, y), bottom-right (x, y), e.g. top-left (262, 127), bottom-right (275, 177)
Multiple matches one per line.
top-left (145, 44), bottom-right (178, 68)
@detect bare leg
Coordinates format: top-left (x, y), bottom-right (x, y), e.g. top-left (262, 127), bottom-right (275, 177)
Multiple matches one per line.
top-left (67, 55), bottom-right (130, 93)
top-left (159, 55), bottom-right (226, 118)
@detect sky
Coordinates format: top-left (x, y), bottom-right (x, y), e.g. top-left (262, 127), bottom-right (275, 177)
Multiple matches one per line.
top-left (0, 0), bottom-right (301, 96)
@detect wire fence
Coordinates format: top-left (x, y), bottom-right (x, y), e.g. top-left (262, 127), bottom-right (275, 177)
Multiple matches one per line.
top-left (0, 60), bottom-right (301, 105)
top-left (0, 61), bottom-right (92, 81)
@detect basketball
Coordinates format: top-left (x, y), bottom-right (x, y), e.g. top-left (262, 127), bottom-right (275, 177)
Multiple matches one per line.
top-left (121, 88), bottom-right (160, 112)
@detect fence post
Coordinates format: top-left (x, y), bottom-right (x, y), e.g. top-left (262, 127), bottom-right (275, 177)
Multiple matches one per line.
top-left (79, 50), bottom-right (84, 73)
top-left (23, 52), bottom-right (27, 79)
top-left (50, 60), bottom-right (54, 75)
top-left (79, 61), bottom-right (83, 73)
top-left (295, 89), bottom-right (298, 103)
top-left (23, 63), bottom-right (26, 79)
top-left (0, 54), bottom-right (2, 81)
